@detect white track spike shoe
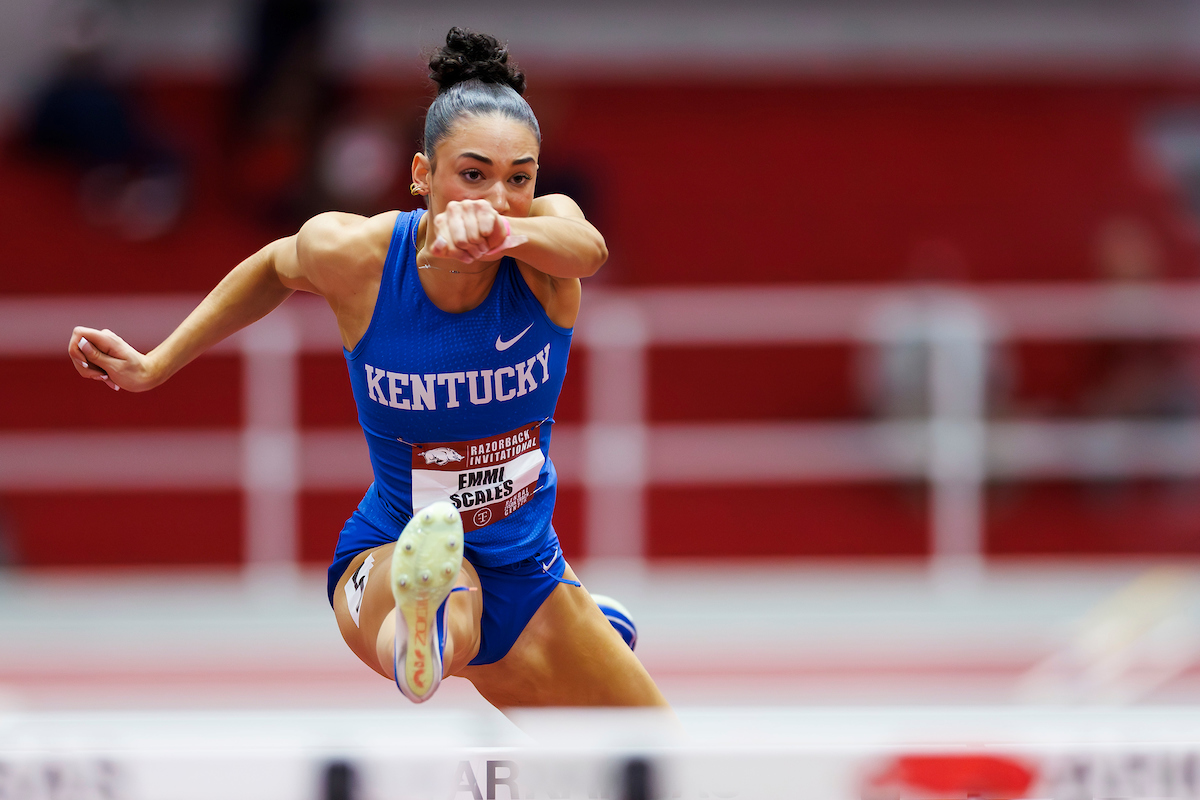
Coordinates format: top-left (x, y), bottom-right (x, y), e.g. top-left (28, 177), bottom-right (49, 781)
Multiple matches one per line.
top-left (591, 594), bottom-right (638, 651)
top-left (391, 501), bottom-right (463, 703)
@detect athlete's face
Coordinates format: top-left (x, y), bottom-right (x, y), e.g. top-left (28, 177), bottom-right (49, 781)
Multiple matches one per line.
top-left (413, 114), bottom-right (539, 217)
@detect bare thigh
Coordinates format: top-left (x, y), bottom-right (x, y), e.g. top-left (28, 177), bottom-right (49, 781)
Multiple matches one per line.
top-left (461, 563), bottom-right (670, 708)
top-left (332, 544), bottom-right (483, 678)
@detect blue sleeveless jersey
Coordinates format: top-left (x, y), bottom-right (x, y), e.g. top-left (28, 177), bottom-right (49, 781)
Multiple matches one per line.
top-left (343, 210), bottom-right (572, 567)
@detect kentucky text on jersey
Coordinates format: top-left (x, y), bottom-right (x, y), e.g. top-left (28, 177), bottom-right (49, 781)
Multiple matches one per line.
top-left (363, 343), bottom-right (552, 410)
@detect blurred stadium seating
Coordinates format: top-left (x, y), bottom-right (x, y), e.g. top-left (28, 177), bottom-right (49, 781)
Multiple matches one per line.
top-left (5, 70), bottom-right (1200, 567)
top-left (5, 5), bottom-right (1200, 796)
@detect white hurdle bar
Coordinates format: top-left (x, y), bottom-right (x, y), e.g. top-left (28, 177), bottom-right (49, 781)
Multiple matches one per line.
top-left (7, 706), bottom-right (1200, 800)
top-left (5, 283), bottom-right (1200, 571)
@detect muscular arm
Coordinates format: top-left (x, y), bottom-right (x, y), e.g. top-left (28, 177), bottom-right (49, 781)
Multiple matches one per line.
top-left (68, 211), bottom-right (390, 392)
top-left (506, 194), bottom-right (607, 280)
top-left (423, 193), bottom-right (603, 328)
top-left (428, 193), bottom-right (607, 281)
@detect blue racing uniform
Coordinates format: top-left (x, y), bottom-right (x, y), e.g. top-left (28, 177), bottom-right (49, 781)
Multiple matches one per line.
top-left (328, 209), bottom-right (576, 665)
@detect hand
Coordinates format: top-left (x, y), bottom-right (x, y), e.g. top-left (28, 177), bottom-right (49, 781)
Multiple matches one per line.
top-left (68, 326), bottom-right (158, 393)
top-left (428, 200), bottom-right (528, 264)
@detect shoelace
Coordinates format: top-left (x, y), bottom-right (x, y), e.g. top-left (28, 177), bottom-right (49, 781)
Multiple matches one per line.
top-left (540, 546), bottom-right (582, 587)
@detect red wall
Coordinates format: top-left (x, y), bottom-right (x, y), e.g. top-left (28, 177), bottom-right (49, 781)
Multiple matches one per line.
top-left (5, 76), bottom-right (1200, 567)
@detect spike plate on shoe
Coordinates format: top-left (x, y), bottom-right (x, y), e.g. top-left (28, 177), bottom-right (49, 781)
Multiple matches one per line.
top-left (391, 501), bottom-right (463, 703)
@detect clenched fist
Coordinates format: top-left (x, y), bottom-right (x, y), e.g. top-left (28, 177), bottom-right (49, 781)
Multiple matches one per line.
top-left (68, 326), bottom-right (158, 392)
top-left (425, 200), bottom-right (527, 264)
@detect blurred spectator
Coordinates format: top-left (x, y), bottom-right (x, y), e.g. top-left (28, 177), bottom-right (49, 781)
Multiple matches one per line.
top-left (858, 238), bottom-right (1011, 419)
top-left (314, 109), bottom-right (406, 215)
top-left (1082, 217), bottom-right (1200, 419)
top-left (1078, 217), bottom-right (1200, 522)
top-left (1145, 108), bottom-right (1200, 222)
top-left (228, 0), bottom-right (338, 224)
top-left (24, 0), bottom-right (186, 240)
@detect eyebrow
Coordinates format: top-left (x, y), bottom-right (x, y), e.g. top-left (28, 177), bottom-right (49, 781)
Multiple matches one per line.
top-left (460, 152), bottom-right (536, 166)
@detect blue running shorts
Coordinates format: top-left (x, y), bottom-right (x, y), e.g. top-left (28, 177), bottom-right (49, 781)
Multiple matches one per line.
top-left (467, 541), bottom-right (578, 665)
top-left (328, 509), bottom-right (578, 667)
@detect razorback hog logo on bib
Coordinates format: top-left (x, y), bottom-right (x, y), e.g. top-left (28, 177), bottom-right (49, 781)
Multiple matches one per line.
top-left (409, 421), bottom-right (544, 533)
top-left (420, 447), bottom-right (464, 466)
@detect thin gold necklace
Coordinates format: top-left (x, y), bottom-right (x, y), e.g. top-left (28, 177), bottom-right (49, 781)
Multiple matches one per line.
top-left (414, 208), bottom-right (499, 274)
top-left (417, 260), bottom-right (496, 275)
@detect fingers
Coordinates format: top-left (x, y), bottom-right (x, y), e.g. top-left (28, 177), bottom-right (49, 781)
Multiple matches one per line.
top-left (457, 211), bottom-right (485, 258)
top-left (78, 332), bottom-right (118, 370)
top-left (90, 366), bottom-right (121, 391)
top-left (67, 326), bottom-right (123, 391)
top-left (80, 339), bottom-right (121, 391)
top-left (431, 201), bottom-right (503, 263)
top-left (68, 326), bottom-right (102, 374)
top-left (430, 231), bottom-right (472, 263)
top-left (475, 204), bottom-right (507, 253)
top-left (445, 203), bottom-right (489, 260)
top-left (71, 326), bottom-right (127, 361)
top-left (430, 215), bottom-right (470, 263)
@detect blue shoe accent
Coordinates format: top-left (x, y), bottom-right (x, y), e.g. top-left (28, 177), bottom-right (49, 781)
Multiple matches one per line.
top-left (391, 501), bottom-right (463, 703)
top-left (591, 593), bottom-right (637, 651)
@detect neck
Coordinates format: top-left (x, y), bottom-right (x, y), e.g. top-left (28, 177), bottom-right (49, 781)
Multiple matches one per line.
top-left (415, 212), bottom-right (502, 313)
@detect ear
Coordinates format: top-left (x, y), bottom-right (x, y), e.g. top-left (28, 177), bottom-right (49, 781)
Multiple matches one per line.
top-left (411, 152), bottom-right (431, 193)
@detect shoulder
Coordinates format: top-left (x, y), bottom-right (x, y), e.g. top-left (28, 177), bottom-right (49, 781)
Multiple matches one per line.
top-left (298, 210), bottom-right (401, 266)
top-left (293, 210), bottom-right (402, 293)
top-left (530, 194), bottom-right (585, 220)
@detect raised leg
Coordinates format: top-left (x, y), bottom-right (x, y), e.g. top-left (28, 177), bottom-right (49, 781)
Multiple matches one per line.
top-left (384, 502), bottom-right (465, 702)
top-left (332, 536), bottom-right (482, 693)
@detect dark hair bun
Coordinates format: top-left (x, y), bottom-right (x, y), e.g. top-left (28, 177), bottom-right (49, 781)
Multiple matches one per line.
top-left (429, 27), bottom-right (526, 95)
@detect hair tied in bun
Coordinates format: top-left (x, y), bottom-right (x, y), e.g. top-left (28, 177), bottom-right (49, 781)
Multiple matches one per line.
top-left (422, 27), bottom-right (540, 158)
top-left (429, 27), bottom-right (526, 96)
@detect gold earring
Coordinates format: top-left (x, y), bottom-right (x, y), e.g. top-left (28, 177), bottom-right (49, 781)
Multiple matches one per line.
top-left (410, 182), bottom-right (422, 196)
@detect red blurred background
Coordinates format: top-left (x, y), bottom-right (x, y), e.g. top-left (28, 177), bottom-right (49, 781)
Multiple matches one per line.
top-left (6, 1), bottom-right (1200, 569)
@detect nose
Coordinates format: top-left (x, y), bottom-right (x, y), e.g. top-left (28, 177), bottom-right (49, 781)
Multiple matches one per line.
top-left (486, 181), bottom-right (510, 214)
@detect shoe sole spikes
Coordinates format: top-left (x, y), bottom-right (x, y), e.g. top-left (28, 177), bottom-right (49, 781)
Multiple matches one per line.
top-left (391, 501), bottom-right (463, 703)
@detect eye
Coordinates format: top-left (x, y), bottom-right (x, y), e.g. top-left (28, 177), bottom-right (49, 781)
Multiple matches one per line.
top-left (461, 169), bottom-right (484, 182)
top-left (510, 173), bottom-right (532, 186)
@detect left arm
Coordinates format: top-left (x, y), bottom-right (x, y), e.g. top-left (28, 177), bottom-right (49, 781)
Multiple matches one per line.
top-left (506, 194), bottom-right (607, 279)
top-left (426, 194), bottom-right (605, 328)
top-left (428, 194), bottom-right (607, 279)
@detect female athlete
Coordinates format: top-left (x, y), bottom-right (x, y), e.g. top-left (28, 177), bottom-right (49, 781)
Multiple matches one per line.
top-left (67, 28), bottom-right (668, 709)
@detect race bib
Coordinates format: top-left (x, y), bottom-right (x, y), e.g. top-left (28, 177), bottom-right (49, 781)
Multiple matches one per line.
top-left (411, 421), bottom-right (544, 532)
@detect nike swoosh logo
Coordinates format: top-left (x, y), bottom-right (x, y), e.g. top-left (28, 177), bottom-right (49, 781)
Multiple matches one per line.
top-left (495, 323), bottom-right (534, 351)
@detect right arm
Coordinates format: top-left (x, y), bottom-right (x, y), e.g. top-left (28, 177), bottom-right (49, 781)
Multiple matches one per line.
top-left (68, 211), bottom-right (390, 392)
